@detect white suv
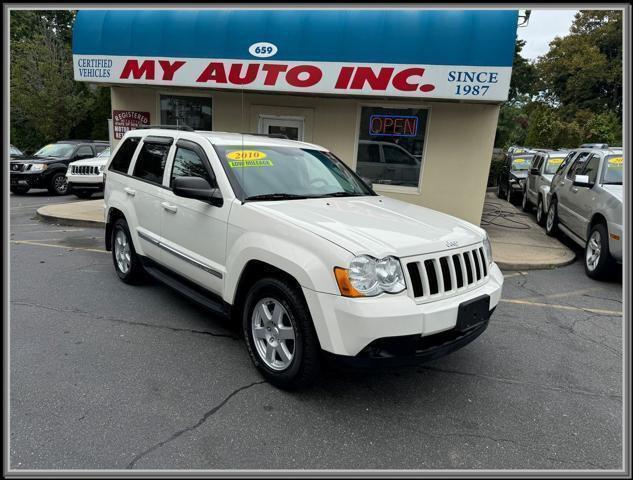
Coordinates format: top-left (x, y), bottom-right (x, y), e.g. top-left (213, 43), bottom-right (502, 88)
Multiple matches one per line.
top-left (67, 147), bottom-right (111, 199)
top-left (104, 128), bottom-right (503, 389)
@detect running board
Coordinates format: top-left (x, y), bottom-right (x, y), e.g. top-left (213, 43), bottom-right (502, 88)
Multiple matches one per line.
top-left (141, 257), bottom-right (231, 318)
top-left (557, 224), bottom-right (586, 248)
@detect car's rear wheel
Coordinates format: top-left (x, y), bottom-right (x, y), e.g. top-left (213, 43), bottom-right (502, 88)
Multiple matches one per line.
top-left (243, 277), bottom-right (321, 390)
top-left (10, 186), bottom-right (30, 195)
top-left (48, 172), bottom-right (69, 195)
top-left (585, 223), bottom-right (613, 279)
top-left (521, 188), bottom-right (531, 212)
top-left (545, 197), bottom-right (559, 236)
top-left (536, 196), bottom-right (546, 226)
top-left (111, 218), bottom-right (145, 284)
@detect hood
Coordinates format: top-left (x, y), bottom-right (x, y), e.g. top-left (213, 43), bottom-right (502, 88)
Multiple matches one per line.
top-left (69, 156), bottom-right (109, 167)
top-left (11, 155), bottom-right (67, 164)
top-left (602, 184), bottom-right (622, 201)
top-left (251, 195), bottom-right (484, 258)
top-left (510, 170), bottom-right (528, 179)
top-left (542, 174), bottom-right (553, 185)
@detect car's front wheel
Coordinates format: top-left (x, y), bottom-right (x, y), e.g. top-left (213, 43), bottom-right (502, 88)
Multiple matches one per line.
top-left (48, 172), bottom-right (69, 195)
top-left (521, 188), bottom-right (531, 212)
top-left (111, 218), bottom-right (145, 284)
top-left (243, 277), bottom-right (321, 390)
top-left (545, 197), bottom-right (559, 236)
top-left (585, 223), bottom-right (613, 279)
top-left (536, 196), bottom-right (546, 226)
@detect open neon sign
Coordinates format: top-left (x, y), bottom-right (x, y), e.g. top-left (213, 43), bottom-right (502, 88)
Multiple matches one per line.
top-left (369, 114), bottom-right (419, 137)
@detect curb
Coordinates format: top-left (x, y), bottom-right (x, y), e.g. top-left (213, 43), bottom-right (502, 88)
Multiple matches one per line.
top-left (36, 207), bottom-right (105, 229)
top-left (495, 255), bottom-right (577, 271)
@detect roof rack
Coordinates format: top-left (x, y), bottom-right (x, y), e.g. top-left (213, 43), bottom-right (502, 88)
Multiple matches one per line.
top-left (137, 125), bottom-right (194, 132)
top-left (241, 132), bottom-right (289, 140)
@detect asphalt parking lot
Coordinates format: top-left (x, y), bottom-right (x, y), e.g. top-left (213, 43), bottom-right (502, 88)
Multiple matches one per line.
top-left (9, 192), bottom-right (623, 470)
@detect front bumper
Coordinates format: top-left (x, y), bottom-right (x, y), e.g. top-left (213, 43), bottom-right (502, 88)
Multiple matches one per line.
top-left (10, 171), bottom-right (48, 188)
top-left (67, 173), bottom-right (104, 190)
top-left (303, 262), bottom-right (504, 357)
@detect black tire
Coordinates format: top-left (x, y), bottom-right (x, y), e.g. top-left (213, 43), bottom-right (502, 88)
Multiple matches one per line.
top-left (536, 196), bottom-right (546, 226)
top-left (10, 186), bottom-right (30, 195)
top-left (584, 223), bottom-right (613, 280)
top-left (242, 277), bottom-right (321, 390)
top-left (47, 172), bottom-right (69, 195)
top-left (506, 184), bottom-right (513, 204)
top-left (545, 197), bottom-right (559, 237)
top-left (111, 218), bottom-right (145, 284)
top-left (74, 190), bottom-right (93, 199)
top-left (521, 188), bottom-right (531, 212)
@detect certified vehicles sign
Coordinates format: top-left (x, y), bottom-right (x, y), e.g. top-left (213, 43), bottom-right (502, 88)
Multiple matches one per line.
top-left (73, 10), bottom-right (518, 102)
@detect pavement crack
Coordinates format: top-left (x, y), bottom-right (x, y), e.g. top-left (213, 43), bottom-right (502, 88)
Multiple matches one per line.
top-left (581, 293), bottom-right (622, 304)
top-left (417, 365), bottom-right (621, 401)
top-left (10, 300), bottom-right (238, 339)
top-left (126, 380), bottom-right (266, 469)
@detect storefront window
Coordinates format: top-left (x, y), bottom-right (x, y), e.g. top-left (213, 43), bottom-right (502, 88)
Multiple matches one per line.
top-left (356, 106), bottom-right (428, 188)
top-left (160, 95), bottom-right (212, 130)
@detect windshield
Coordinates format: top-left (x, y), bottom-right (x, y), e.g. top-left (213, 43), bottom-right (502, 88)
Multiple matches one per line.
top-left (511, 156), bottom-right (532, 171)
top-left (34, 143), bottom-right (74, 158)
top-left (544, 156), bottom-right (565, 174)
top-left (10, 146), bottom-right (23, 156)
top-left (97, 147), bottom-right (111, 157)
top-left (213, 145), bottom-right (373, 200)
top-left (602, 155), bottom-right (623, 185)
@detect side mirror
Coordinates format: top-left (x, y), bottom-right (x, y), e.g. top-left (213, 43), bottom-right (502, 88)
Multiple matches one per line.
top-left (172, 176), bottom-right (223, 206)
top-left (530, 168), bottom-right (540, 175)
top-left (573, 174), bottom-right (592, 188)
top-left (361, 176), bottom-right (373, 189)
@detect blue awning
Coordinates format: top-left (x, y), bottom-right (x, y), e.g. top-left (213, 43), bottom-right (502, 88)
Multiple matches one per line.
top-left (73, 9), bottom-right (518, 67)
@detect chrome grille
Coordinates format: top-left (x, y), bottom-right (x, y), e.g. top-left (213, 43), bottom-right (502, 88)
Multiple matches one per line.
top-left (405, 245), bottom-right (489, 302)
top-left (71, 165), bottom-right (99, 175)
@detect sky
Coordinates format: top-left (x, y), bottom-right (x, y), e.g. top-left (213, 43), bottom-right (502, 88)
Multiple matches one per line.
top-left (517, 9), bottom-right (579, 61)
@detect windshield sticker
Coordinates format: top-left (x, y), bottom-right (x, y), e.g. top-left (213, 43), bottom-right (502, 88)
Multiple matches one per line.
top-left (228, 159), bottom-right (274, 168)
top-left (548, 158), bottom-right (564, 164)
top-left (513, 159), bottom-right (525, 164)
top-left (608, 157), bottom-right (623, 165)
top-left (226, 150), bottom-right (267, 161)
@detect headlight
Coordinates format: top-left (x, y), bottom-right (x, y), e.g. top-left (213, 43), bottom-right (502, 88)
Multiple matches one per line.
top-left (334, 255), bottom-right (406, 297)
top-left (483, 235), bottom-right (493, 266)
top-left (99, 164), bottom-right (105, 172)
top-left (29, 163), bottom-right (47, 172)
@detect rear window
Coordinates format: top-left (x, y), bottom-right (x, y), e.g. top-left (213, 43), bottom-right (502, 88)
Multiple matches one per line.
top-left (602, 155), bottom-right (623, 185)
top-left (109, 137), bottom-right (140, 174)
top-left (132, 142), bottom-right (170, 185)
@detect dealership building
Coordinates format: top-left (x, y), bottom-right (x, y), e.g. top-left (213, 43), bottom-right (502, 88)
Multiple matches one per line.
top-left (72, 9), bottom-right (518, 224)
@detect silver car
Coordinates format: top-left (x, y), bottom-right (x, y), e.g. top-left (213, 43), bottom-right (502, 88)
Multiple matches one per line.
top-left (521, 150), bottom-right (568, 226)
top-left (545, 148), bottom-right (623, 279)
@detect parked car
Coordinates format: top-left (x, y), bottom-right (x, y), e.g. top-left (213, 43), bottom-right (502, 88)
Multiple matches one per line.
top-left (104, 128), bottom-right (503, 389)
top-left (521, 150), bottom-right (568, 226)
top-left (67, 147), bottom-right (111, 199)
top-left (580, 143), bottom-right (609, 149)
top-left (356, 140), bottom-right (421, 187)
top-left (507, 145), bottom-right (530, 155)
top-left (10, 144), bottom-right (27, 160)
top-left (496, 151), bottom-right (535, 204)
top-left (10, 140), bottom-right (109, 195)
top-left (546, 149), bottom-right (623, 279)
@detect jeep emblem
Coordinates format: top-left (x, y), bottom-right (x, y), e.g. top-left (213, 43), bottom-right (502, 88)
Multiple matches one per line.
top-left (446, 240), bottom-right (458, 248)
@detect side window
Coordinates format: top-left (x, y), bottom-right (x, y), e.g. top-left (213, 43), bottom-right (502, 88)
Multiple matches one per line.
top-left (383, 144), bottom-right (417, 165)
top-left (357, 143), bottom-right (381, 164)
top-left (566, 152), bottom-right (591, 179)
top-left (109, 137), bottom-right (140, 174)
top-left (557, 152), bottom-right (574, 175)
top-left (76, 145), bottom-right (94, 158)
top-left (530, 155), bottom-right (540, 170)
top-left (580, 154), bottom-right (601, 184)
top-left (170, 147), bottom-right (216, 188)
top-left (132, 141), bottom-right (171, 185)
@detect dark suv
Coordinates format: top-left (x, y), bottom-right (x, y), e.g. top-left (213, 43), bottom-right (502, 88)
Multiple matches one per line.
top-left (10, 140), bottom-right (109, 195)
top-left (496, 151), bottom-right (535, 204)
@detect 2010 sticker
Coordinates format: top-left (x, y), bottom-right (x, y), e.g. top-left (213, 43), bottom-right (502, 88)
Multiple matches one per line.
top-left (514, 159), bottom-right (525, 163)
top-left (226, 150), bottom-right (267, 161)
top-left (548, 158), bottom-right (564, 164)
top-left (609, 157), bottom-right (623, 165)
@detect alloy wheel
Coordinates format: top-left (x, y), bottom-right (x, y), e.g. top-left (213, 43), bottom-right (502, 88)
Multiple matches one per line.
top-left (114, 230), bottom-right (131, 274)
top-left (54, 175), bottom-right (68, 194)
top-left (586, 230), bottom-right (602, 272)
top-left (537, 199), bottom-right (543, 223)
top-left (251, 298), bottom-right (296, 371)
top-left (546, 203), bottom-right (556, 232)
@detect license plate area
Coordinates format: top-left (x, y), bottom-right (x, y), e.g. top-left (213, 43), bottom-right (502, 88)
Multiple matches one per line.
top-left (456, 295), bottom-right (490, 332)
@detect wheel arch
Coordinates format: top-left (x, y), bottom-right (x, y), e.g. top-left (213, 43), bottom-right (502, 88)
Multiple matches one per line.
top-left (588, 212), bottom-right (608, 239)
top-left (105, 207), bottom-right (126, 251)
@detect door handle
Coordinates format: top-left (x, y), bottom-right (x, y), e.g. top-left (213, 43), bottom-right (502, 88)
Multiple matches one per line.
top-left (124, 187), bottom-right (136, 197)
top-left (161, 202), bottom-right (178, 213)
